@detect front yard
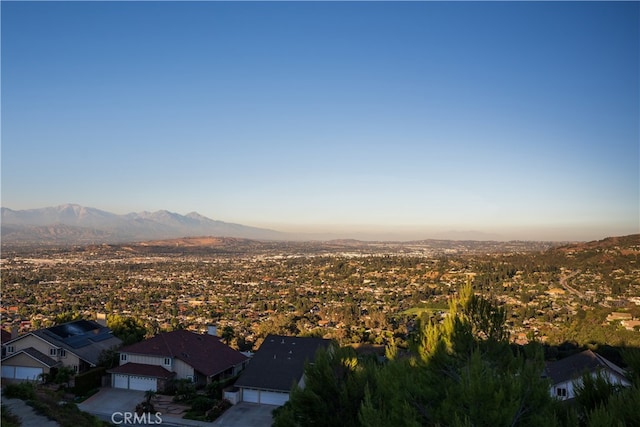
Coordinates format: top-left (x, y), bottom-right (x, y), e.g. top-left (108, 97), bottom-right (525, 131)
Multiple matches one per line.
top-left (2, 382), bottom-right (108, 427)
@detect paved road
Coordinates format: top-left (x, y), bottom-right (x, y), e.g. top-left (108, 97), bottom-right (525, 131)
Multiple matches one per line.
top-left (559, 270), bottom-right (584, 299)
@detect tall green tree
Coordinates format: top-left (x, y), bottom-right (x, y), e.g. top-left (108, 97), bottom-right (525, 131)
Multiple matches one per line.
top-left (275, 283), bottom-right (559, 427)
top-left (107, 314), bottom-right (147, 345)
top-left (273, 345), bottom-right (374, 427)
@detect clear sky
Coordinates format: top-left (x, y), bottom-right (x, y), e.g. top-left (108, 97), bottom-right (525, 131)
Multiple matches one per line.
top-left (2, 1), bottom-right (638, 241)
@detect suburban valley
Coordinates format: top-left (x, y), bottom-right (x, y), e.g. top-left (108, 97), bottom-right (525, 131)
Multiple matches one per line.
top-left (2, 235), bottom-right (639, 350)
top-left (2, 234), bottom-right (639, 426)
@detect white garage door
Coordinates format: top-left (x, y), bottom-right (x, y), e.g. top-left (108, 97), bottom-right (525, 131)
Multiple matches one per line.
top-left (243, 389), bottom-right (259, 403)
top-left (260, 391), bottom-right (289, 406)
top-left (2, 366), bottom-right (16, 378)
top-left (3, 366), bottom-right (43, 380)
top-left (113, 374), bottom-right (129, 389)
top-left (128, 375), bottom-right (157, 392)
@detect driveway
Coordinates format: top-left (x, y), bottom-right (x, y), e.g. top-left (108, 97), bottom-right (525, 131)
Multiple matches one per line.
top-left (78, 388), bottom-right (145, 419)
top-left (213, 402), bottom-right (276, 427)
top-left (79, 388), bottom-right (273, 427)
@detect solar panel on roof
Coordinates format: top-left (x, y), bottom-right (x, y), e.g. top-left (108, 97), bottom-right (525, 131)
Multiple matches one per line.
top-left (41, 330), bottom-right (61, 340)
top-left (89, 332), bottom-right (114, 342)
top-left (66, 335), bottom-right (90, 348)
top-left (47, 320), bottom-right (100, 338)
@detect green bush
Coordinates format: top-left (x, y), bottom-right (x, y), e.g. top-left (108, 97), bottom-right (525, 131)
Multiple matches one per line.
top-left (28, 399), bottom-right (52, 419)
top-left (191, 396), bottom-right (214, 412)
top-left (172, 379), bottom-right (197, 402)
top-left (206, 375), bottom-right (238, 399)
top-left (27, 396), bottom-right (109, 427)
top-left (73, 367), bottom-right (105, 395)
top-left (3, 382), bottom-right (37, 400)
top-left (1, 405), bottom-right (22, 427)
top-left (206, 399), bottom-right (232, 421)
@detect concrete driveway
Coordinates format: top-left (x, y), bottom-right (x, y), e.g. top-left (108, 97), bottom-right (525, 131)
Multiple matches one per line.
top-left (78, 388), bottom-right (274, 427)
top-left (213, 402), bottom-right (276, 427)
top-left (78, 388), bottom-right (145, 419)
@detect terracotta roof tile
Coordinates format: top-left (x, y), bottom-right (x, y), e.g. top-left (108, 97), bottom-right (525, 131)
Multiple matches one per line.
top-left (120, 330), bottom-right (248, 377)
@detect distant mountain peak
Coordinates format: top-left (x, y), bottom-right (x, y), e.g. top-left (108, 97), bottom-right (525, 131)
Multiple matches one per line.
top-left (1, 204), bottom-right (286, 244)
top-left (186, 211), bottom-right (208, 220)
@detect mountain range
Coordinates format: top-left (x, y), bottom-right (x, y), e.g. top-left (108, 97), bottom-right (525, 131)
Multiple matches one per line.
top-left (1, 204), bottom-right (286, 244)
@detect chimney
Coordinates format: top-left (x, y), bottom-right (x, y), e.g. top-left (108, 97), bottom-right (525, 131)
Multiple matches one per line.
top-left (207, 325), bottom-right (217, 337)
top-left (11, 325), bottom-right (19, 339)
top-left (95, 312), bottom-right (107, 327)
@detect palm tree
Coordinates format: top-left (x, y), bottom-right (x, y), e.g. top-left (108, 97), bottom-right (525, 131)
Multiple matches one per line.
top-left (144, 389), bottom-right (156, 405)
top-left (221, 326), bottom-right (235, 346)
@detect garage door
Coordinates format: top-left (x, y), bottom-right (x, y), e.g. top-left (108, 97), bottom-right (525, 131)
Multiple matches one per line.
top-left (2, 366), bottom-right (16, 378)
top-left (243, 389), bottom-right (259, 403)
top-left (128, 376), bottom-right (157, 392)
top-left (113, 374), bottom-right (129, 389)
top-left (260, 391), bottom-right (289, 406)
top-left (2, 366), bottom-right (43, 380)
top-left (16, 367), bottom-right (43, 380)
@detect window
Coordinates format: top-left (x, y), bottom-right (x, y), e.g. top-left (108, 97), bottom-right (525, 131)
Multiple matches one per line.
top-left (120, 353), bottom-right (127, 362)
top-left (50, 348), bottom-right (57, 356)
top-left (164, 357), bottom-right (171, 366)
top-left (556, 387), bottom-right (567, 397)
top-left (186, 375), bottom-right (194, 382)
top-left (7, 346), bottom-right (14, 354)
top-left (73, 365), bottom-right (79, 373)
top-left (58, 349), bottom-right (66, 357)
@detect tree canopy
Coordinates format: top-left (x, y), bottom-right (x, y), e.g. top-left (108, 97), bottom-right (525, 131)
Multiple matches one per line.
top-left (273, 283), bottom-right (640, 426)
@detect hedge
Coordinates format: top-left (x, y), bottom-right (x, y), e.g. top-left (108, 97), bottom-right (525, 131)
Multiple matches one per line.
top-left (73, 367), bottom-right (106, 395)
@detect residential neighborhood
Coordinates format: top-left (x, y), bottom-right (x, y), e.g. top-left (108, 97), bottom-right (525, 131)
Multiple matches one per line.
top-left (1, 235), bottom-right (639, 425)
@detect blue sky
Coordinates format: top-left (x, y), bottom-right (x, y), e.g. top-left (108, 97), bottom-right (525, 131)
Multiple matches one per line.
top-left (2, 1), bottom-right (638, 241)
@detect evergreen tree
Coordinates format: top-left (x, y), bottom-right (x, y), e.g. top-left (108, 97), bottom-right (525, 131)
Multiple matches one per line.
top-left (274, 346), bottom-right (374, 427)
top-left (275, 284), bottom-right (559, 427)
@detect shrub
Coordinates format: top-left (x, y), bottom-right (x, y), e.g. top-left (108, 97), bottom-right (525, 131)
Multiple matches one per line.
top-left (73, 367), bottom-right (105, 395)
top-left (3, 382), bottom-right (37, 400)
top-left (191, 396), bottom-right (214, 412)
top-left (206, 399), bottom-right (232, 421)
top-left (206, 375), bottom-right (238, 399)
top-left (1, 405), bottom-right (22, 427)
top-left (172, 379), bottom-right (197, 402)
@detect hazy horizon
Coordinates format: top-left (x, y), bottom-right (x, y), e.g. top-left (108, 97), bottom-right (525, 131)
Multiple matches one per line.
top-left (2, 202), bottom-right (635, 243)
top-left (2, 2), bottom-right (638, 242)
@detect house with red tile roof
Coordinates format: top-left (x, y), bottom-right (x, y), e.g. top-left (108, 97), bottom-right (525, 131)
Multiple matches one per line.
top-left (108, 329), bottom-right (248, 392)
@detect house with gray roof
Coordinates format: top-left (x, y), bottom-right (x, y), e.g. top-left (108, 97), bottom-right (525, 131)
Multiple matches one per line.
top-left (233, 335), bottom-right (333, 406)
top-left (1, 319), bottom-right (122, 381)
top-left (544, 349), bottom-right (630, 400)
